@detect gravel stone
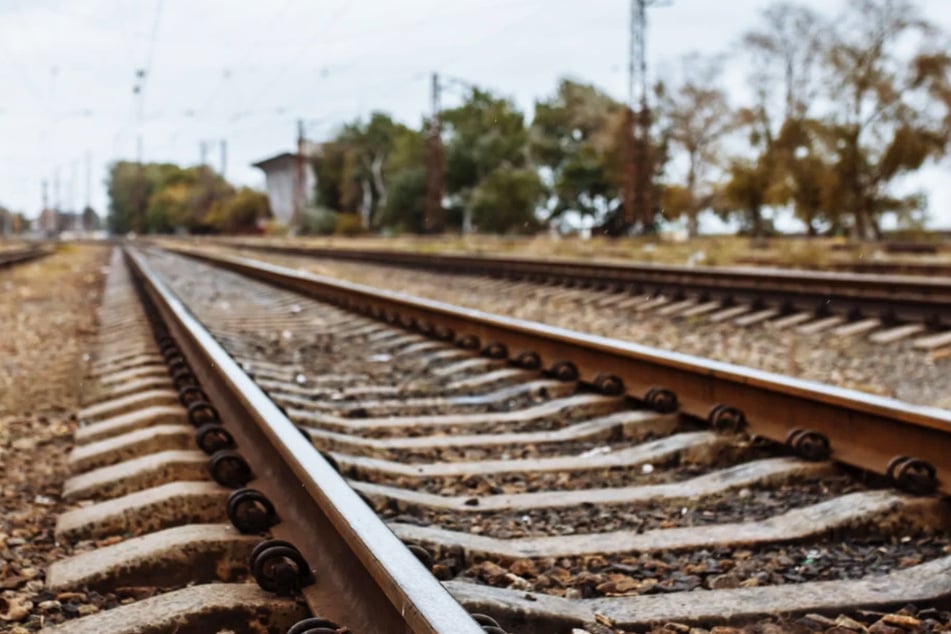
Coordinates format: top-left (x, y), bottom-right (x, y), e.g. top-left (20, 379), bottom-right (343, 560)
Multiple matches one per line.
top-left (227, 249), bottom-right (951, 409)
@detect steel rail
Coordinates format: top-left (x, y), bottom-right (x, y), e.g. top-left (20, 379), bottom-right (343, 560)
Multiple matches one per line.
top-left (168, 244), bottom-right (951, 496)
top-left (0, 244), bottom-right (52, 268)
top-left (124, 247), bottom-right (485, 634)
top-left (219, 241), bottom-right (951, 326)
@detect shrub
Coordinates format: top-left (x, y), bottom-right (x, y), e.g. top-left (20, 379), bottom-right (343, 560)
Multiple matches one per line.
top-left (299, 207), bottom-right (339, 235)
top-left (335, 213), bottom-right (365, 236)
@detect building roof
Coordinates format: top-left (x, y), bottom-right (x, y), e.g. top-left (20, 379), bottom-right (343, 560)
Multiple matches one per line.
top-left (252, 142), bottom-right (323, 170)
top-left (251, 152), bottom-right (300, 170)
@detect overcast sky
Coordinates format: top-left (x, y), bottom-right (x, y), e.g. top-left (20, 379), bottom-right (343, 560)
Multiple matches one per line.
top-left (1, 0), bottom-right (949, 227)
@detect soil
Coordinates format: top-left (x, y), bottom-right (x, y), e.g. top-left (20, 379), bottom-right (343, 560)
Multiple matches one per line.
top-left (0, 245), bottom-right (109, 632)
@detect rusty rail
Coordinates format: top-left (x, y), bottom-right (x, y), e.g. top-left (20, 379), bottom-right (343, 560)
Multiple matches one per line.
top-left (0, 244), bottom-right (52, 268)
top-left (168, 244), bottom-right (951, 496)
top-left (124, 247), bottom-right (485, 634)
top-left (218, 241), bottom-right (951, 326)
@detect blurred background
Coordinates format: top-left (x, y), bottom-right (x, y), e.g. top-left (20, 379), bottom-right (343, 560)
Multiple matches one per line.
top-left (0, 0), bottom-right (949, 244)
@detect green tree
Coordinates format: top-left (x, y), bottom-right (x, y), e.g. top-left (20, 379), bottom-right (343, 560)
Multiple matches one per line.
top-left (377, 122), bottom-right (427, 232)
top-left (143, 166), bottom-right (234, 233)
top-left (442, 88), bottom-right (532, 232)
top-left (531, 80), bottom-right (624, 225)
top-left (205, 187), bottom-right (271, 233)
top-left (313, 114), bottom-right (425, 230)
top-left (380, 167), bottom-right (426, 232)
top-left (107, 161), bottom-right (181, 234)
top-left (470, 167), bottom-right (544, 233)
top-left (312, 141), bottom-right (357, 212)
top-left (340, 113), bottom-right (423, 228)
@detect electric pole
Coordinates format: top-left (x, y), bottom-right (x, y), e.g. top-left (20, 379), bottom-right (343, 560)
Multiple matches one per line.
top-left (424, 72), bottom-right (445, 233)
top-left (54, 167), bottom-right (61, 213)
top-left (84, 151), bottom-right (91, 210)
top-left (220, 140), bottom-right (227, 178)
top-left (293, 119), bottom-right (306, 231)
top-left (200, 140), bottom-right (208, 167)
top-left (133, 68), bottom-right (147, 235)
top-left (623, 0), bottom-right (666, 234)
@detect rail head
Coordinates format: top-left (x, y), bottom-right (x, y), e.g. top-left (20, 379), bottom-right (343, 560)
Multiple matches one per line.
top-left (125, 247), bottom-right (485, 634)
top-left (0, 244), bottom-right (54, 267)
top-left (169, 244), bottom-right (951, 496)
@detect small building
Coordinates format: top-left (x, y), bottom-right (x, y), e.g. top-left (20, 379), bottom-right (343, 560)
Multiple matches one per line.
top-left (252, 152), bottom-right (316, 227)
top-left (36, 209), bottom-right (81, 236)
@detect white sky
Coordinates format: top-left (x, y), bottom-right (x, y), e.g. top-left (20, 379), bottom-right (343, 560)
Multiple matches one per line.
top-left (1, 0), bottom-right (949, 227)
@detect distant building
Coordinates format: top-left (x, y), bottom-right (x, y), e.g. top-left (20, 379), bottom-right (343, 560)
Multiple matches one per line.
top-left (35, 209), bottom-right (89, 237)
top-left (252, 150), bottom-right (317, 227)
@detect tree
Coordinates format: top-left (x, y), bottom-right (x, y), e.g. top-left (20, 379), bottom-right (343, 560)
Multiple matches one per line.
top-left (312, 141), bottom-right (359, 213)
top-left (107, 161), bottom-right (269, 235)
top-left (81, 206), bottom-right (101, 232)
top-left (312, 114), bottom-right (425, 230)
top-left (145, 181), bottom-right (191, 233)
top-left (822, 0), bottom-right (950, 239)
top-left (719, 159), bottom-right (773, 236)
top-left (205, 187), bottom-right (271, 233)
top-left (770, 117), bottom-right (837, 235)
top-left (378, 122), bottom-right (427, 232)
top-left (469, 167), bottom-right (543, 233)
top-left (733, 2), bottom-right (828, 237)
top-left (338, 113), bottom-right (423, 228)
top-left (530, 80), bottom-right (624, 225)
top-left (442, 88), bottom-right (531, 232)
top-left (107, 161), bottom-right (181, 234)
top-left (142, 166), bottom-right (233, 233)
top-left (380, 167), bottom-right (426, 233)
top-left (658, 55), bottom-right (733, 238)
top-left (0, 206), bottom-right (30, 235)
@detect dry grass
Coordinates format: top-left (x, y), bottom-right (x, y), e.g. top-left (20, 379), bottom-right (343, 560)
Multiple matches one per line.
top-left (0, 245), bottom-right (107, 417)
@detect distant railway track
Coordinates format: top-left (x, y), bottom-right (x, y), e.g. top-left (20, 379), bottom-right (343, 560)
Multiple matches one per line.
top-left (0, 244), bottom-right (52, 268)
top-left (42, 244), bottom-right (950, 633)
top-left (216, 242), bottom-right (951, 330)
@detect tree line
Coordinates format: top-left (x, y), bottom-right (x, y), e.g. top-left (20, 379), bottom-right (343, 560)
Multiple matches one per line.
top-left (309, 0), bottom-right (951, 239)
top-left (106, 162), bottom-right (271, 235)
top-left (107, 0), bottom-right (950, 239)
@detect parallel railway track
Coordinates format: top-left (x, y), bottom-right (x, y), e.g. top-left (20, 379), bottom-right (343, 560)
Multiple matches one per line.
top-left (0, 244), bottom-right (52, 268)
top-left (37, 245), bottom-right (951, 633)
top-left (217, 241), bottom-right (951, 331)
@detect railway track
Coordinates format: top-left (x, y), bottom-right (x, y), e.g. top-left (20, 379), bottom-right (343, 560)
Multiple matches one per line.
top-left (0, 244), bottom-right (52, 268)
top-left (37, 245), bottom-right (950, 633)
top-left (214, 241), bottom-right (951, 351)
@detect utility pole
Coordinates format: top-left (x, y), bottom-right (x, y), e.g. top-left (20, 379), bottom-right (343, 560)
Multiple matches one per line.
top-left (623, 0), bottom-right (666, 234)
top-left (84, 151), bottom-right (91, 210)
top-left (200, 140), bottom-right (208, 167)
top-left (293, 119), bottom-right (306, 231)
top-left (133, 68), bottom-right (147, 234)
top-left (219, 139), bottom-right (227, 178)
top-left (68, 160), bottom-right (78, 216)
top-left (53, 167), bottom-right (61, 213)
top-left (424, 72), bottom-right (444, 233)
